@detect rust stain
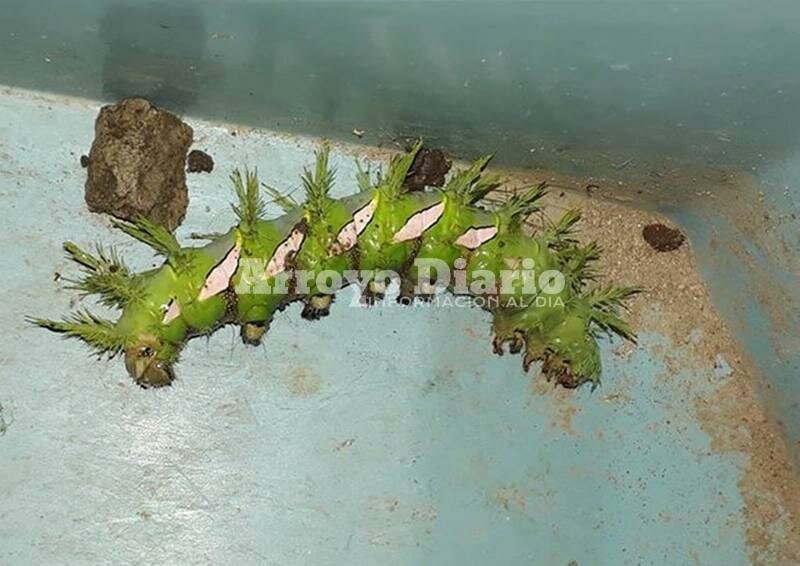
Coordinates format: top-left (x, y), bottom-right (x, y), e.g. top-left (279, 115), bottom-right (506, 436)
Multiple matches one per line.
top-left (548, 392), bottom-right (580, 436)
top-left (286, 366), bottom-right (321, 396)
top-left (488, 164), bottom-right (800, 563)
top-left (695, 378), bottom-right (800, 565)
top-left (463, 326), bottom-right (482, 341)
top-left (492, 486), bottom-right (528, 513)
top-left (530, 377), bottom-right (581, 436)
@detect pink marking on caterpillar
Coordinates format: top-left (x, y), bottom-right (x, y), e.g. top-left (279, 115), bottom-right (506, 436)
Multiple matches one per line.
top-left (392, 201), bottom-right (445, 243)
top-left (454, 226), bottom-right (498, 250)
top-left (199, 244), bottom-right (241, 301)
top-left (161, 299), bottom-right (182, 324)
top-left (265, 226), bottom-right (306, 278)
top-left (331, 200), bottom-right (377, 254)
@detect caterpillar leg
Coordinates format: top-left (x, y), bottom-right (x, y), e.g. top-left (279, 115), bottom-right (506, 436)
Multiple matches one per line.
top-left (396, 279), bottom-right (429, 306)
top-left (493, 329), bottom-right (525, 356)
top-left (541, 352), bottom-right (587, 389)
top-left (524, 332), bottom-right (601, 390)
top-left (361, 280), bottom-right (387, 306)
top-left (241, 322), bottom-right (268, 346)
top-left (396, 277), bottom-right (415, 306)
top-left (301, 294), bottom-right (334, 320)
top-left (124, 341), bottom-right (175, 388)
top-left (397, 278), bottom-right (436, 306)
top-left (493, 310), bottom-right (601, 389)
top-left (491, 311), bottom-right (525, 355)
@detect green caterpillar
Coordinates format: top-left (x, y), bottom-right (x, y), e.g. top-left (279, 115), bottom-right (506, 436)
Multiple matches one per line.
top-left (30, 143), bottom-right (638, 389)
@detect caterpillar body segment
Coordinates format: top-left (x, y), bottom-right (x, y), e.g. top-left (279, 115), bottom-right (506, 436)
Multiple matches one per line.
top-left (31, 144), bottom-right (638, 389)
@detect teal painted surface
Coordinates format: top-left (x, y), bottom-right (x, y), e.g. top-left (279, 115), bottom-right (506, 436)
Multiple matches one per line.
top-left (671, 200), bottom-right (800, 457)
top-left (0, 91), bottom-right (759, 565)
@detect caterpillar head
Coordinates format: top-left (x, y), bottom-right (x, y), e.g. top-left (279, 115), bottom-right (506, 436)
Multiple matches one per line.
top-left (29, 313), bottom-right (176, 388)
top-left (124, 336), bottom-right (175, 388)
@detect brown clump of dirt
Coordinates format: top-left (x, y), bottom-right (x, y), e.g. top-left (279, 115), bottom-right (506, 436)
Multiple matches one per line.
top-left (404, 148), bottom-right (452, 192)
top-left (187, 149), bottom-right (214, 173)
top-left (642, 222), bottom-right (686, 251)
top-left (85, 97), bottom-right (193, 231)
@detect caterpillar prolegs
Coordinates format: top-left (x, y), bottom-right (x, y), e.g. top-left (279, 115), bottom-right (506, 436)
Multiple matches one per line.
top-left (30, 143), bottom-right (638, 389)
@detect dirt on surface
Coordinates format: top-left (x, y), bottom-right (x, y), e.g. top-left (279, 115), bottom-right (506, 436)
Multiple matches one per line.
top-left (286, 367), bottom-right (322, 397)
top-left (85, 97), bottom-right (193, 231)
top-left (484, 170), bottom-right (800, 566)
top-left (0, 401), bottom-right (9, 435)
top-left (187, 149), bottom-right (214, 173)
top-left (404, 147), bottom-right (452, 192)
top-left (642, 222), bottom-right (686, 251)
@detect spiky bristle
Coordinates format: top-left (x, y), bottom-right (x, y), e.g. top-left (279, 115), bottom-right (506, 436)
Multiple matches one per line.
top-left (584, 285), bottom-right (641, 342)
top-left (544, 209), bottom-right (582, 248)
top-left (188, 231), bottom-right (225, 241)
top-left (27, 310), bottom-right (125, 356)
top-left (301, 143), bottom-right (335, 219)
top-left (502, 182), bottom-right (548, 226)
top-left (384, 141), bottom-right (423, 198)
top-left (262, 183), bottom-right (300, 214)
top-left (355, 159), bottom-right (374, 193)
top-left (112, 218), bottom-right (182, 260)
top-left (445, 155), bottom-right (502, 204)
top-left (559, 241), bottom-right (602, 292)
top-left (231, 168), bottom-right (265, 234)
top-left (62, 242), bottom-right (141, 308)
